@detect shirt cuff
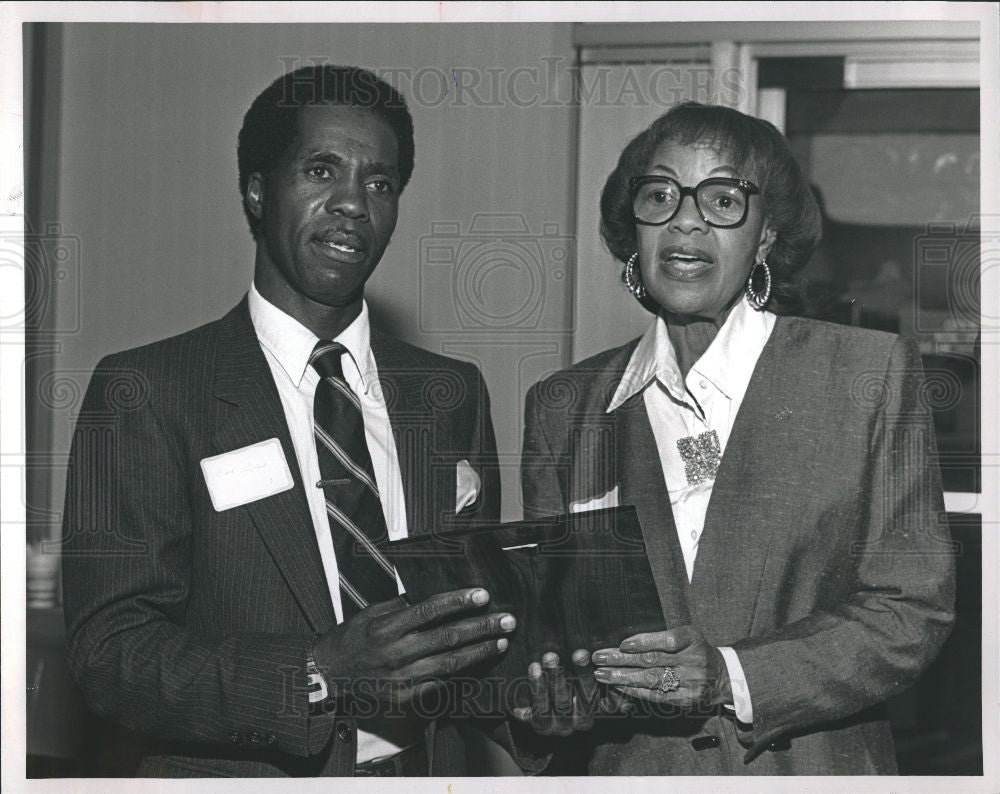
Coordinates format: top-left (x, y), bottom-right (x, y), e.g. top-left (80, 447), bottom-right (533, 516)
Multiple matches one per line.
top-left (718, 646), bottom-right (753, 724)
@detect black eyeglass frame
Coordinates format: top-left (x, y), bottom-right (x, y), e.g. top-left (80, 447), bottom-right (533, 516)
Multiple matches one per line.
top-left (629, 175), bottom-right (761, 228)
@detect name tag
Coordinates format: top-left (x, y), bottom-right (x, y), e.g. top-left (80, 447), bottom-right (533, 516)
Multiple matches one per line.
top-left (200, 438), bottom-right (294, 512)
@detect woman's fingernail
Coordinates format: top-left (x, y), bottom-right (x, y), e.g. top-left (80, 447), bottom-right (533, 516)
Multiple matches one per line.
top-left (620, 640), bottom-right (636, 652)
top-left (497, 638), bottom-right (509, 651)
top-left (593, 669), bottom-right (610, 681)
top-left (500, 614), bottom-right (516, 631)
top-left (471, 589), bottom-right (489, 604)
top-left (591, 652), bottom-right (607, 664)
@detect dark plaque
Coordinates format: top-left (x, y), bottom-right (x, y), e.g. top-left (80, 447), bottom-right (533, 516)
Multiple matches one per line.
top-left (383, 506), bottom-right (666, 714)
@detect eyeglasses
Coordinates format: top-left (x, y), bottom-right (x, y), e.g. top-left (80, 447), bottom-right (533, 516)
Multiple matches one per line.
top-left (629, 175), bottom-right (760, 228)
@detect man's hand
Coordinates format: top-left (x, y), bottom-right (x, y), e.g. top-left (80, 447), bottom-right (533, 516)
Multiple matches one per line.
top-left (591, 625), bottom-right (732, 710)
top-left (312, 587), bottom-right (514, 706)
top-left (511, 650), bottom-right (633, 736)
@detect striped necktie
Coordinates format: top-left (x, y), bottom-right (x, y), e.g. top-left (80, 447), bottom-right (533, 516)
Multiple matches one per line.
top-left (309, 341), bottom-right (397, 620)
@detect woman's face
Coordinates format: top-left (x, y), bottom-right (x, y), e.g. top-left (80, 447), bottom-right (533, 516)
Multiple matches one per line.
top-left (635, 140), bottom-right (775, 320)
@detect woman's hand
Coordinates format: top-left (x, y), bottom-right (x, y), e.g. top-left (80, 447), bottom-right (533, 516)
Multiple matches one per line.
top-left (511, 649), bottom-right (633, 736)
top-left (591, 625), bottom-right (732, 710)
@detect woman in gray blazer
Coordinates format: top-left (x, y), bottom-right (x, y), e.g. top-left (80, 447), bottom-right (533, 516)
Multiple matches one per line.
top-left (513, 102), bottom-right (955, 774)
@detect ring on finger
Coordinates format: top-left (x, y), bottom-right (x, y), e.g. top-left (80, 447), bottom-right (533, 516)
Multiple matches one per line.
top-left (656, 666), bottom-right (681, 693)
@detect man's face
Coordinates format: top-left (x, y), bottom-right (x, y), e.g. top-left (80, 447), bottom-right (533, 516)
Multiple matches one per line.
top-left (249, 105), bottom-right (400, 311)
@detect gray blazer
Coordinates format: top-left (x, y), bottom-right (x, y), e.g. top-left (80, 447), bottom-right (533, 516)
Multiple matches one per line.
top-left (521, 316), bottom-right (955, 774)
top-left (61, 297), bottom-right (500, 777)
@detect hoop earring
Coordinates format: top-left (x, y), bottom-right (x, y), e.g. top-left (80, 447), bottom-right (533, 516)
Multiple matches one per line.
top-left (745, 258), bottom-right (771, 310)
top-left (622, 253), bottom-right (646, 300)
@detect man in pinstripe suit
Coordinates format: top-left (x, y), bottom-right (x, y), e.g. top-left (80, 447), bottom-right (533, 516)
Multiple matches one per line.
top-left (61, 65), bottom-right (512, 777)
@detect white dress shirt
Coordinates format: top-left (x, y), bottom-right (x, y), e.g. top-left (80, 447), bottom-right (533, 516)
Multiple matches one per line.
top-left (249, 284), bottom-right (416, 763)
top-left (607, 296), bottom-right (776, 723)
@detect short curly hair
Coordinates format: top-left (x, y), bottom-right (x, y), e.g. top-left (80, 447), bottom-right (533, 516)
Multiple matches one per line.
top-left (237, 64), bottom-right (415, 239)
top-left (599, 102), bottom-right (821, 314)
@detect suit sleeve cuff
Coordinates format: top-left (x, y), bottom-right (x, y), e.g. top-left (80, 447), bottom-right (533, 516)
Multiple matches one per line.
top-left (718, 646), bottom-right (753, 724)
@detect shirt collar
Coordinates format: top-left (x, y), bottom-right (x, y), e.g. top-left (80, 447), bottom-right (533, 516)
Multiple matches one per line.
top-left (248, 283), bottom-right (376, 392)
top-left (606, 297), bottom-right (774, 412)
top-left (607, 314), bottom-right (682, 412)
top-left (691, 297), bottom-right (774, 405)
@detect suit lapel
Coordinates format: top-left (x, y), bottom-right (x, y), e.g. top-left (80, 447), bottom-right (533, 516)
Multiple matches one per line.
top-left (211, 298), bottom-right (336, 631)
top-left (370, 332), bottom-right (445, 538)
top-left (687, 316), bottom-right (792, 644)
top-left (614, 392), bottom-right (692, 627)
top-left (588, 344), bottom-right (691, 626)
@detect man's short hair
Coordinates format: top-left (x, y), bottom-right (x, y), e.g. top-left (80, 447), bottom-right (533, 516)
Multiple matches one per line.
top-left (237, 64), bottom-right (416, 239)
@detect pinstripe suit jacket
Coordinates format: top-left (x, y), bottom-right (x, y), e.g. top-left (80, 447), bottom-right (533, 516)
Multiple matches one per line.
top-left (61, 296), bottom-right (500, 777)
top-left (520, 316), bottom-right (955, 775)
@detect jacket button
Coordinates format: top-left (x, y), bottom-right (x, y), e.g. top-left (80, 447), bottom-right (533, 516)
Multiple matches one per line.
top-left (336, 723), bottom-right (354, 743)
top-left (266, 734), bottom-right (277, 746)
top-left (228, 732), bottom-right (241, 744)
top-left (690, 735), bottom-right (721, 751)
top-left (247, 731), bottom-right (260, 743)
top-left (767, 738), bottom-right (791, 751)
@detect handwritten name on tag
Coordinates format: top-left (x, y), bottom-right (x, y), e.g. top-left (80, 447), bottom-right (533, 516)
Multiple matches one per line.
top-left (200, 438), bottom-right (294, 512)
